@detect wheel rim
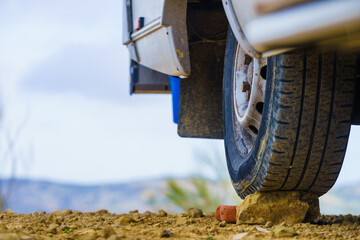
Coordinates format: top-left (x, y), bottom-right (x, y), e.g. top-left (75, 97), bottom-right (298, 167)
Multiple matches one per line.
top-left (232, 44), bottom-right (267, 156)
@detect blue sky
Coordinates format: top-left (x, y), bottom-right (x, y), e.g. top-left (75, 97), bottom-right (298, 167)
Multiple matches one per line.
top-left (0, 0), bottom-right (359, 187)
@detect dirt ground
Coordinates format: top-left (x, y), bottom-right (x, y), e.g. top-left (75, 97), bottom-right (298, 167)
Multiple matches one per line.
top-left (0, 209), bottom-right (360, 240)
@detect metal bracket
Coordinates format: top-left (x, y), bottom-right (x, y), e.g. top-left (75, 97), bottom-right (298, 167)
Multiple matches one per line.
top-left (130, 61), bottom-right (170, 94)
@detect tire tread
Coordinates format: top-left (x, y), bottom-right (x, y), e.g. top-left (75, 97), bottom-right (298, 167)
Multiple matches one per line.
top-left (261, 51), bottom-right (357, 195)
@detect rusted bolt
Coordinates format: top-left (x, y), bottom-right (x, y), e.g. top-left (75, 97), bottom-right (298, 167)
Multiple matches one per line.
top-left (241, 81), bottom-right (251, 92)
top-left (241, 82), bottom-right (251, 101)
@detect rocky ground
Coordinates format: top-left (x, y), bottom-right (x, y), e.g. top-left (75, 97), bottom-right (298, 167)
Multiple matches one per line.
top-left (0, 209), bottom-right (360, 240)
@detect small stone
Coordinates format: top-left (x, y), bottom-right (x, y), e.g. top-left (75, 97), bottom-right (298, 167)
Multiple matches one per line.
top-left (55, 216), bottom-right (65, 224)
top-left (208, 226), bottom-right (218, 233)
top-left (5, 209), bottom-right (13, 214)
top-left (51, 209), bottom-right (72, 216)
top-left (108, 235), bottom-right (122, 240)
top-left (132, 213), bottom-right (142, 222)
top-left (299, 191), bottom-right (321, 221)
top-left (176, 213), bottom-right (187, 217)
top-left (272, 225), bottom-right (297, 238)
top-left (256, 226), bottom-right (270, 233)
top-left (114, 215), bottom-right (135, 225)
top-left (21, 236), bottom-right (37, 240)
top-left (311, 219), bottom-right (325, 225)
top-left (342, 220), bottom-right (352, 226)
top-left (157, 210), bottom-right (167, 217)
top-left (0, 233), bottom-right (20, 240)
top-left (205, 212), bottom-right (215, 217)
top-left (0, 224), bottom-right (8, 231)
top-left (176, 218), bottom-right (188, 226)
top-left (219, 221), bottom-right (227, 227)
top-left (187, 208), bottom-right (204, 218)
top-left (129, 210), bottom-right (138, 215)
top-left (332, 218), bottom-right (342, 224)
top-left (96, 209), bottom-right (109, 215)
top-left (102, 226), bottom-right (116, 238)
top-left (237, 191), bottom-right (320, 225)
top-left (233, 233), bottom-right (248, 240)
top-left (265, 221), bottom-right (273, 228)
top-left (72, 224), bottom-right (81, 229)
top-left (160, 229), bottom-right (174, 238)
top-left (83, 234), bottom-right (97, 240)
top-left (249, 226), bottom-right (257, 232)
top-left (143, 211), bottom-right (152, 218)
top-left (278, 222), bottom-right (286, 227)
top-left (46, 223), bottom-right (59, 234)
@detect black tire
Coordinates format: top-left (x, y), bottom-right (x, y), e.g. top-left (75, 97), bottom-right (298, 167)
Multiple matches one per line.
top-left (223, 29), bottom-right (358, 198)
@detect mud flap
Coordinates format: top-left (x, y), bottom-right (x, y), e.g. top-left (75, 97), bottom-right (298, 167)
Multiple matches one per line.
top-left (177, 2), bottom-right (228, 139)
top-left (177, 42), bottom-right (225, 139)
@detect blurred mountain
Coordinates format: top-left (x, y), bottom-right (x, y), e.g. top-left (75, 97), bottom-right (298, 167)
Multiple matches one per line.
top-left (3, 178), bottom-right (166, 214)
top-left (2, 178), bottom-right (360, 215)
top-left (320, 182), bottom-right (360, 215)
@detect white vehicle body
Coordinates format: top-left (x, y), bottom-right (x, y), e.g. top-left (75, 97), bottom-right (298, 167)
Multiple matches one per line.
top-left (124, 0), bottom-right (360, 77)
top-left (224, 0), bottom-right (360, 58)
top-left (123, 0), bottom-right (190, 78)
top-left (123, 0), bottom-right (360, 139)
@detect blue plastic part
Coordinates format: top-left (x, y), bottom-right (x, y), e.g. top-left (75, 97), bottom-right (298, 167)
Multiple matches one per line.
top-left (169, 76), bottom-right (180, 124)
top-left (129, 60), bottom-right (138, 95)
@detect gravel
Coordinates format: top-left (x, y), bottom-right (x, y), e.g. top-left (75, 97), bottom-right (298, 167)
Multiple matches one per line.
top-left (0, 209), bottom-right (359, 239)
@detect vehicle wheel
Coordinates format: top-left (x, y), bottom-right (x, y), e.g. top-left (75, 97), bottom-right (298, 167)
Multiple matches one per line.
top-left (223, 28), bottom-right (358, 198)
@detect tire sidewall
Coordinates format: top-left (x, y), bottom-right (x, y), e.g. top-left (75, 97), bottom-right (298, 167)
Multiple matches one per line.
top-left (223, 28), bottom-right (274, 197)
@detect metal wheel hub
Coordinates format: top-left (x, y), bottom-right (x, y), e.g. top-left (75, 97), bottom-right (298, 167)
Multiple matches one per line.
top-left (233, 44), bottom-right (267, 155)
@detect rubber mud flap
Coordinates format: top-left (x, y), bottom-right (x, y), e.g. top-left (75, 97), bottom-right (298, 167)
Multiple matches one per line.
top-left (177, 42), bottom-right (225, 139)
top-left (177, 3), bottom-right (228, 139)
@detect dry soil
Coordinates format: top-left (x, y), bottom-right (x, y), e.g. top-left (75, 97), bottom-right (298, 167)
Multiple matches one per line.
top-left (0, 209), bottom-right (359, 240)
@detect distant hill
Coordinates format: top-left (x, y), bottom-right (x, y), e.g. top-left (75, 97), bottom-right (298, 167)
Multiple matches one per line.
top-left (320, 182), bottom-right (360, 215)
top-left (2, 178), bottom-right (360, 215)
top-left (3, 178), bottom-right (167, 214)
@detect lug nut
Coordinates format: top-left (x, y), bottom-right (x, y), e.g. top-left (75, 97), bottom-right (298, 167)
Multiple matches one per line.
top-left (241, 82), bottom-right (251, 101)
top-left (241, 82), bottom-right (251, 92)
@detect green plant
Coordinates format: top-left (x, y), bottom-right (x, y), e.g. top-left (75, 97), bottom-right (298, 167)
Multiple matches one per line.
top-left (164, 144), bottom-right (240, 213)
top-left (165, 178), bottom-right (221, 213)
top-left (63, 227), bottom-right (72, 234)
